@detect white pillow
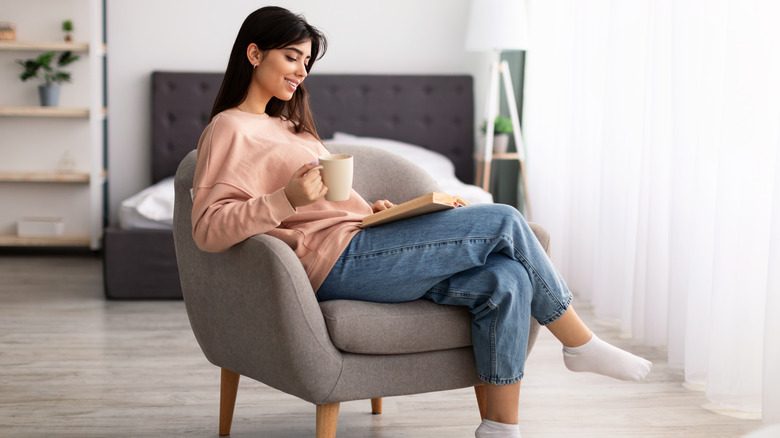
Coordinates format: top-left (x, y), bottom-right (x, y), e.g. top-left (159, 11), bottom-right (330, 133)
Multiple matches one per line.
top-left (118, 177), bottom-right (175, 230)
top-left (326, 132), bottom-right (456, 182)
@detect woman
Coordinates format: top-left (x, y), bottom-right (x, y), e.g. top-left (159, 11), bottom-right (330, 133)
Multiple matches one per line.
top-left (191, 6), bottom-right (651, 438)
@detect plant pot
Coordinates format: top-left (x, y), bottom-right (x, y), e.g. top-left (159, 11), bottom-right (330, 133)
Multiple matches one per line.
top-left (492, 134), bottom-right (510, 154)
top-left (480, 133), bottom-right (511, 154)
top-left (38, 85), bottom-right (61, 107)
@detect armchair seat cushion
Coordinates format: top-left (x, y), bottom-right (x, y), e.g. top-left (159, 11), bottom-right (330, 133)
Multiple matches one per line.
top-left (319, 299), bottom-right (472, 355)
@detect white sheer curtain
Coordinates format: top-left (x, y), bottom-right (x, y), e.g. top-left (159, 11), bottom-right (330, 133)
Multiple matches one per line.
top-left (523, 0), bottom-right (780, 422)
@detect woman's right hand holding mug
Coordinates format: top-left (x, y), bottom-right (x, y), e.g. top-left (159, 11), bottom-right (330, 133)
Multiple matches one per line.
top-left (284, 162), bottom-right (328, 208)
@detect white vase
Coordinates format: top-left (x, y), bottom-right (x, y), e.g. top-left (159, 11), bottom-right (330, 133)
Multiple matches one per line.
top-left (480, 133), bottom-right (511, 154)
top-left (492, 134), bottom-right (510, 154)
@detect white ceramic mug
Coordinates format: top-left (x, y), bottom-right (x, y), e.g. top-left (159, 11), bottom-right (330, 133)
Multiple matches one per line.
top-left (315, 154), bottom-right (353, 202)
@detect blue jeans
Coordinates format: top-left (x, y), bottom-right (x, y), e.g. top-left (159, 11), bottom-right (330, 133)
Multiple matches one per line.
top-left (317, 204), bottom-right (573, 385)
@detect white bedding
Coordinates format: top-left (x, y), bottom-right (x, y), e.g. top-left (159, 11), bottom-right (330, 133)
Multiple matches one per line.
top-left (118, 177), bottom-right (176, 230)
top-left (118, 134), bottom-right (492, 230)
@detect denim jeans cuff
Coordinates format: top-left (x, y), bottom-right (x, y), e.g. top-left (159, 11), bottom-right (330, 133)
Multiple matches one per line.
top-left (536, 294), bottom-right (573, 326)
top-left (478, 372), bottom-right (524, 386)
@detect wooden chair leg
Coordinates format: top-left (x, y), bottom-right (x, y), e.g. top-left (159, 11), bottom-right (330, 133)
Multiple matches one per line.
top-left (316, 402), bottom-right (340, 438)
top-left (474, 385), bottom-right (486, 420)
top-left (219, 368), bottom-right (240, 436)
top-left (370, 397), bottom-right (382, 415)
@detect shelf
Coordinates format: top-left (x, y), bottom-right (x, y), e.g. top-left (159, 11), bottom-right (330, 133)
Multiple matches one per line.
top-left (0, 171), bottom-right (91, 183)
top-left (0, 106), bottom-right (91, 118)
top-left (0, 234), bottom-right (91, 247)
top-left (0, 40), bottom-right (90, 52)
top-left (474, 152), bottom-right (521, 160)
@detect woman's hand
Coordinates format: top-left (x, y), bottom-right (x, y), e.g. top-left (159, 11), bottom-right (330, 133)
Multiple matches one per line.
top-left (371, 199), bottom-right (395, 213)
top-left (284, 162), bottom-right (328, 208)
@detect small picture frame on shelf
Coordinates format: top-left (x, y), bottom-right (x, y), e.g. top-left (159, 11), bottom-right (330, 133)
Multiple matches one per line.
top-left (0, 22), bottom-right (16, 41)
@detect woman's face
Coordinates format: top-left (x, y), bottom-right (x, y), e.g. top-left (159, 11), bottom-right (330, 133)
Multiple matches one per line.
top-left (251, 40), bottom-right (311, 104)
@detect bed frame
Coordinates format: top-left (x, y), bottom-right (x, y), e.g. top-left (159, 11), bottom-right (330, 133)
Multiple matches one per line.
top-left (103, 72), bottom-right (474, 299)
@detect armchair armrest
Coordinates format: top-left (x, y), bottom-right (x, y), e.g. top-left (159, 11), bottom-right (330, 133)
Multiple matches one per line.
top-left (176, 230), bottom-right (345, 403)
top-left (173, 151), bottom-right (343, 404)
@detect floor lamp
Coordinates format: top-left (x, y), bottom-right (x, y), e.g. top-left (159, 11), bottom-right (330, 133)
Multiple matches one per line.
top-left (466, 0), bottom-right (530, 214)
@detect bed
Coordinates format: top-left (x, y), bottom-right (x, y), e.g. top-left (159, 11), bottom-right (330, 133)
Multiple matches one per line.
top-left (103, 71), bottom-right (486, 299)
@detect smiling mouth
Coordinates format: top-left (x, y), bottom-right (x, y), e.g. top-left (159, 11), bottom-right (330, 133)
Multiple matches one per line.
top-left (285, 79), bottom-right (298, 89)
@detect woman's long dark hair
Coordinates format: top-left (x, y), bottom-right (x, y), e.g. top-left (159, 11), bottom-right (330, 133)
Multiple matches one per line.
top-left (210, 6), bottom-right (327, 139)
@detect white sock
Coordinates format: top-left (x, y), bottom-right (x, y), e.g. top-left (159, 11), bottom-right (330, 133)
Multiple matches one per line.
top-left (563, 334), bottom-right (652, 381)
top-left (475, 419), bottom-right (522, 438)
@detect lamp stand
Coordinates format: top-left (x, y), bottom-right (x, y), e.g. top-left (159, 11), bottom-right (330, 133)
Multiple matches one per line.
top-left (476, 51), bottom-right (530, 216)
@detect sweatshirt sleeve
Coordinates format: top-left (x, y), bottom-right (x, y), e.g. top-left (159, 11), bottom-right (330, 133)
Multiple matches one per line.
top-left (191, 184), bottom-right (295, 252)
top-left (190, 116), bottom-right (297, 252)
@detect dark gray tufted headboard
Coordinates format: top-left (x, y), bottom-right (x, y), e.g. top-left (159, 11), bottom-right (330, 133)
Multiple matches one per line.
top-left (151, 72), bottom-right (475, 184)
top-left (151, 72), bottom-right (222, 183)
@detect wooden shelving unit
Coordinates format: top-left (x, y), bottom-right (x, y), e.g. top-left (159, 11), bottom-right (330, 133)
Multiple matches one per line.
top-left (0, 0), bottom-right (105, 249)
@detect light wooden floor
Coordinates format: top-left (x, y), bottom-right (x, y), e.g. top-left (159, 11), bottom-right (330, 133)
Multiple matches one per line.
top-left (0, 253), bottom-right (764, 437)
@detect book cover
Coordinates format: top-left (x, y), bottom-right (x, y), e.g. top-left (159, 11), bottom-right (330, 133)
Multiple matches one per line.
top-left (361, 192), bottom-right (469, 228)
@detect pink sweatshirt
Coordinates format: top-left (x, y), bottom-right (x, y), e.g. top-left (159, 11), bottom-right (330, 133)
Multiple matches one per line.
top-left (191, 108), bottom-right (373, 291)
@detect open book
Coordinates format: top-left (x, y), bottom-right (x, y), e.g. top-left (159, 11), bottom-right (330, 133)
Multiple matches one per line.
top-left (361, 192), bottom-right (469, 228)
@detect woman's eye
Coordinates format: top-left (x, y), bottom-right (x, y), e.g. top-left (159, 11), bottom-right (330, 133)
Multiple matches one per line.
top-left (286, 56), bottom-right (297, 62)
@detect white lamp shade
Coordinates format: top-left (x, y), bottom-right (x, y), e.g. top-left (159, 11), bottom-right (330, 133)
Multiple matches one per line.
top-left (465, 0), bottom-right (530, 51)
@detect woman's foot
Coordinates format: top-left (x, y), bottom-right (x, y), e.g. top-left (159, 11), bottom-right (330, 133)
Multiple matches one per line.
top-left (475, 419), bottom-right (522, 438)
top-left (562, 334), bottom-right (652, 381)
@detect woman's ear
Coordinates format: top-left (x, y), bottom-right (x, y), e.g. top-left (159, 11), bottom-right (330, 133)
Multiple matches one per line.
top-left (246, 43), bottom-right (262, 68)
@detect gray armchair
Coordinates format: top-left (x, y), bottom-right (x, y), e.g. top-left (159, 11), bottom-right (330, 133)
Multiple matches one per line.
top-left (172, 144), bottom-right (546, 437)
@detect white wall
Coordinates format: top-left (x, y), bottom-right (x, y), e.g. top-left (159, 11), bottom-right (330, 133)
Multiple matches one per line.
top-left (106, 0), bottom-right (493, 223)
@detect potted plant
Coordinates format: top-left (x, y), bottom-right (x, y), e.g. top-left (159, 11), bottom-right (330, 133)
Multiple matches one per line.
top-left (16, 51), bottom-right (80, 107)
top-left (62, 20), bottom-right (73, 42)
top-left (480, 115), bottom-right (514, 154)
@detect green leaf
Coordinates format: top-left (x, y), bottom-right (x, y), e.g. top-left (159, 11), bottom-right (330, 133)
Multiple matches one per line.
top-left (54, 72), bottom-right (71, 83)
top-left (494, 115), bottom-right (514, 134)
top-left (16, 59), bottom-right (40, 82)
top-left (58, 51), bottom-right (80, 67)
top-left (16, 50), bottom-right (79, 85)
top-left (37, 52), bottom-right (55, 66)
